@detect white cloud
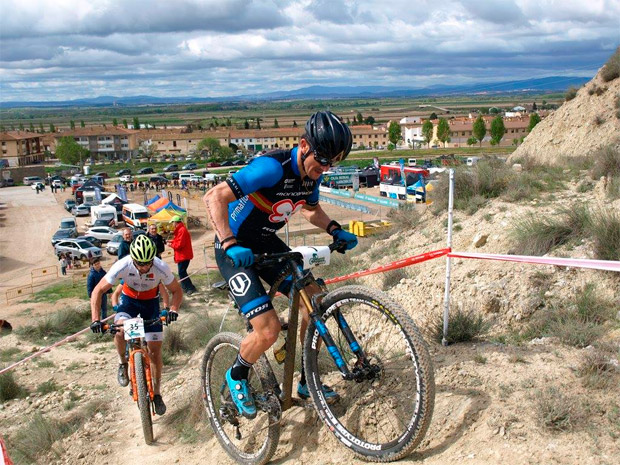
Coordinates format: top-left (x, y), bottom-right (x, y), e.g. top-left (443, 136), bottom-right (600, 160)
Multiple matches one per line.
top-left (0, 0), bottom-right (617, 101)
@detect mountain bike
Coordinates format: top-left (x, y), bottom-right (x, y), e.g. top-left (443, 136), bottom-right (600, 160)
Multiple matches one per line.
top-left (201, 242), bottom-right (435, 464)
top-left (104, 315), bottom-right (168, 445)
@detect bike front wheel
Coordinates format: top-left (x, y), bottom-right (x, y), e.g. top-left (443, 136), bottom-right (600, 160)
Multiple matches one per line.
top-left (303, 285), bottom-right (435, 462)
top-left (134, 351), bottom-right (154, 445)
top-left (201, 332), bottom-right (281, 465)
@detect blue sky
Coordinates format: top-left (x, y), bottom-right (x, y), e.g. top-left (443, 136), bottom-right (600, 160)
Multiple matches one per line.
top-left (0, 0), bottom-right (618, 102)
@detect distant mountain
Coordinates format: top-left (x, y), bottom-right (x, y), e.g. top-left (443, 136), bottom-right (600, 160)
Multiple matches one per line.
top-left (0, 76), bottom-right (590, 108)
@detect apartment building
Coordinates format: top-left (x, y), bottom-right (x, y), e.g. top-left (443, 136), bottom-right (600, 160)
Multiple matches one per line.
top-left (140, 125), bottom-right (389, 155)
top-left (53, 127), bottom-right (139, 159)
top-left (447, 115), bottom-right (533, 147)
top-left (0, 131), bottom-right (45, 167)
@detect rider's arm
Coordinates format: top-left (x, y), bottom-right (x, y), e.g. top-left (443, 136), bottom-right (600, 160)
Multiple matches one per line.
top-left (159, 282), bottom-right (170, 308)
top-left (203, 182), bottom-right (237, 245)
top-left (111, 283), bottom-right (122, 307)
top-left (165, 278), bottom-right (183, 312)
top-left (203, 157), bottom-right (283, 246)
top-left (301, 204), bottom-right (336, 232)
top-left (91, 279), bottom-right (114, 321)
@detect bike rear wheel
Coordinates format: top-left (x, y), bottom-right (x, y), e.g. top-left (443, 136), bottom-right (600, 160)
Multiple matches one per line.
top-left (134, 351), bottom-right (154, 445)
top-left (201, 332), bottom-right (281, 465)
top-left (303, 285), bottom-right (435, 462)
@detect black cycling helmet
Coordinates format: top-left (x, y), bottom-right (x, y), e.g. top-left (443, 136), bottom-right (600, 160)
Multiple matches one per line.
top-left (303, 111), bottom-right (352, 165)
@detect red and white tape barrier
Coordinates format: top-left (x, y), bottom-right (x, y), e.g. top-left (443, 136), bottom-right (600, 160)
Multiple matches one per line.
top-left (448, 252), bottom-right (620, 272)
top-left (325, 248), bottom-right (450, 285)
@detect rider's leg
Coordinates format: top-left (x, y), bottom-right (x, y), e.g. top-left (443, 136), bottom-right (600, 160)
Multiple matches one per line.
top-left (237, 309), bottom-right (281, 368)
top-left (147, 340), bottom-right (163, 395)
top-left (114, 320), bottom-right (127, 362)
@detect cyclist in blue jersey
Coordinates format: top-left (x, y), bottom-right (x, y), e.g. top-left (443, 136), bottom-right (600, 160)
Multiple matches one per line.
top-left (203, 111), bottom-right (358, 419)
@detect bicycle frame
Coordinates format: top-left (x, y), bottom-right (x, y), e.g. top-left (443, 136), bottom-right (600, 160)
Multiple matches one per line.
top-left (265, 251), bottom-right (370, 411)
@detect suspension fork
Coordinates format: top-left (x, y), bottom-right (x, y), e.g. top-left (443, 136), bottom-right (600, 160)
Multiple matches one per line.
top-left (332, 308), bottom-right (370, 365)
top-left (293, 265), bottom-right (354, 381)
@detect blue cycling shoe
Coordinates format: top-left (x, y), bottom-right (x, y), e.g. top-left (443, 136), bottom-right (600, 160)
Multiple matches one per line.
top-left (297, 382), bottom-right (339, 402)
top-left (225, 368), bottom-right (257, 419)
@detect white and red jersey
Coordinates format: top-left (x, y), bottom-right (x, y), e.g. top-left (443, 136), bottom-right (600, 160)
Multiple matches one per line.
top-left (105, 255), bottom-right (174, 300)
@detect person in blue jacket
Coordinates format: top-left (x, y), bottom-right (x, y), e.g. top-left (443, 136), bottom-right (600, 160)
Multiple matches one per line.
top-left (87, 257), bottom-right (110, 320)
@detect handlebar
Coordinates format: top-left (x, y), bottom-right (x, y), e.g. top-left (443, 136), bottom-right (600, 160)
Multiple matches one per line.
top-left (252, 240), bottom-right (347, 269)
top-left (102, 315), bottom-right (167, 335)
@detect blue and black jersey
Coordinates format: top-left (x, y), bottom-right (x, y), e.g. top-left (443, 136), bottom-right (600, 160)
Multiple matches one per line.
top-left (226, 148), bottom-right (321, 241)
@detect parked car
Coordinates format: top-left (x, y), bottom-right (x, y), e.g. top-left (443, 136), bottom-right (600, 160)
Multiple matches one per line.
top-left (31, 182), bottom-right (45, 190)
top-left (138, 167), bottom-right (154, 174)
top-left (182, 162), bottom-right (197, 170)
top-left (59, 217), bottom-right (78, 232)
top-left (46, 175), bottom-right (66, 185)
top-left (94, 172), bottom-right (109, 179)
top-left (163, 164), bottom-right (179, 172)
top-left (91, 218), bottom-right (114, 228)
top-left (106, 233), bottom-right (123, 255)
top-left (149, 175), bottom-right (168, 183)
top-left (206, 162), bottom-right (221, 168)
top-left (170, 172), bottom-right (179, 180)
top-left (0, 178), bottom-right (14, 188)
top-left (233, 159), bottom-right (246, 166)
top-left (220, 160), bottom-right (234, 167)
top-left (23, 176), bottom-right (44, 185)
top-left (80, 235), bottom-right (103, 248)
top-left (64, 199), bottom-right (76, 212)
top-left (85, 226), bottom-right (118, 242)
top-left (51, 228), bottom-right (78, 245)
top-left (119, 174), bottom-right (133, 182)
top-left (115, 168), bottom-right (131, 176)
top-left (54, 239), bottom-right (102, 260)
top-left (71, 204), bottom-right (91, 217)
top-left (51, 179), bottom-right (63, 188)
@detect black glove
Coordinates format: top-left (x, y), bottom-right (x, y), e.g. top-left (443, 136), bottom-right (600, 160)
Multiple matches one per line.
top-left (90, 320), bottom-right (103, 333)
top-left (166, 310), bottom-right (179, 324)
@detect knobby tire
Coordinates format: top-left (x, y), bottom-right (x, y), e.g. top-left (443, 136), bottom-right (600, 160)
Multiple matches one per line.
top-left (201, 332), bottom-right (280, 465)
top-left (134, 351), bottom-right (154, 445)
top-left (303, 285), bottom-right (435, 462)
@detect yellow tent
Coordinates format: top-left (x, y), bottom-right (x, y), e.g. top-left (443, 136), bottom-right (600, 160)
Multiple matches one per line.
top-left (148, 208), bottom-right (187, 234)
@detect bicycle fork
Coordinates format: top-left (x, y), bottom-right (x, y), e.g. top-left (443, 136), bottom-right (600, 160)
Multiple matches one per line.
top-left (298, 287), bottom-right (371, 382)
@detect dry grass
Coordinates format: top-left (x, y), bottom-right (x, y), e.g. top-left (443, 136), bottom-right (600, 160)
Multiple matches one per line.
top-left (565, 87), bottom-right (578, 101)
top-left (601, 46), bottom-right (620, 82)
top-left (431, 305), bottom-right (490, 344)
top-left (161, 388), bottom-right (210, 443)
top-left (577, 347), bottom-right (619, 389)
top-left (534, 387), bottom-right (584, 432)
top-left (0, 371), bottom-right (28, 402)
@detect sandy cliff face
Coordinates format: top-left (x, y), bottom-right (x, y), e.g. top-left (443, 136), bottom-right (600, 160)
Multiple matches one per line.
top-left (509, 63), bottom-right (620, 165)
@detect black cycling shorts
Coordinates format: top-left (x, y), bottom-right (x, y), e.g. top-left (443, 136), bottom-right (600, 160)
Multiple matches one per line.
top-left (214, 235), bottom-right (300, 320)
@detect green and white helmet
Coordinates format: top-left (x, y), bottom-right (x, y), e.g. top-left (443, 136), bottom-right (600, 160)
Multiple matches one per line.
top-left (130, 234), bottom-right (156, 262)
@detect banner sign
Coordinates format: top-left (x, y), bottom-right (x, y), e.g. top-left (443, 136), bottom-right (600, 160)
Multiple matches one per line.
top-left (354, 192), bottom-right (399, 208)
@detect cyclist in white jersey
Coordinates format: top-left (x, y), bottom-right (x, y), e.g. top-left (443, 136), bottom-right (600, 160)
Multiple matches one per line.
top-left (90, 235), bottom-right (183, 415)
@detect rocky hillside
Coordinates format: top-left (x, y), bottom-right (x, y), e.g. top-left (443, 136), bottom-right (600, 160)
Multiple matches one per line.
top-left (509, 48), bottom-right (620, 165)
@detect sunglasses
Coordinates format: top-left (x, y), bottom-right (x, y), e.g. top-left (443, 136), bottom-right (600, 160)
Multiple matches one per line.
top-left (309, 144), bottom-right (345, 167)
top-left (133, 259), bottom-right (153, 267)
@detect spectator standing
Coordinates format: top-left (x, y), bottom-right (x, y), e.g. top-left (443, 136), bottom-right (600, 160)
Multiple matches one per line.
top-left (87, 257), bottom-right (110, 320)
top-left (117, 228), bottom-right (132, 260)
top-left (168, 216), bottom-right (198, 295)
top-left (59, 254), bottom-right (68, 275)
top-left (146, 224), bottom-right (166, 258)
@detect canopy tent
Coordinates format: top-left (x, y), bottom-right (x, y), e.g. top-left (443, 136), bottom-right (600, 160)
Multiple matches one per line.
top-left (148, 208), bottom-right (187, 234)
top-left (145, 195), bottom-right (161, 207)
top-left (147, 196), bottom-right (169, 211)
top-left (155, 202), bottom-right (185, 213)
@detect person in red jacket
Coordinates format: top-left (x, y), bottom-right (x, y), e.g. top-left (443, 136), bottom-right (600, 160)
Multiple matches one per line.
top-left (168, 215), bottom-right (198, 295)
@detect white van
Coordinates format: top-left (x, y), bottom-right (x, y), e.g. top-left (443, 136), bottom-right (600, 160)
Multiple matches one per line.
top-left (122, 203), bottom-right (150, 229)
top-left (91, 205), bottom-right (117, 227)
top-left (179, 173), bottom-right (201, 183)
top-left (408, 158), bottom-right (417, 167)
top-left (23, 176), bottom-right (44, 185)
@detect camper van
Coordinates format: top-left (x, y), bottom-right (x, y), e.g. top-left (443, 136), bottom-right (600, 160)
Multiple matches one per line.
top-left (121, 203), bottom-right (150, 229)
top-left (91, 205), bottom-right (117, 227)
